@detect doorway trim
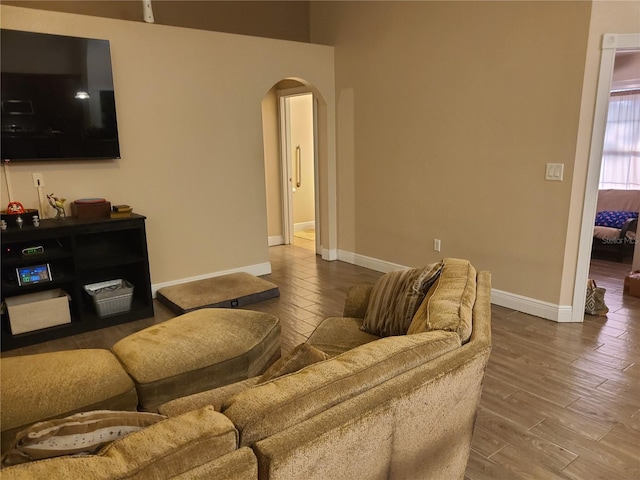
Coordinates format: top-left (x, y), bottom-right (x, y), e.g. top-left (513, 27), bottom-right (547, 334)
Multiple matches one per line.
top-left (572, 33), bottom-right (640, 323)
top-left (278, 87), bottom-right (320, 254)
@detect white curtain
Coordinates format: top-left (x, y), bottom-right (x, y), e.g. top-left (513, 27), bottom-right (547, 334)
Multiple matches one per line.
top-left (599, 92), bottom-right (640, 190)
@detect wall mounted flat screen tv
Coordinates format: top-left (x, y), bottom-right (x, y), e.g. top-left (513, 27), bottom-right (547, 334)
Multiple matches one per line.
top-left (1, 29), bottom-right (120, 162)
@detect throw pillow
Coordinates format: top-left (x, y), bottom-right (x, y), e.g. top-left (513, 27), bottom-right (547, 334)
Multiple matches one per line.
top-left (595, 210), bottom-right (638, 229)
top-left (360, 262), bottom-right (443, 337)
top-left (258, 342), bottom-right (329, 383)
top-left (2, 410), bottom-right (166, 467)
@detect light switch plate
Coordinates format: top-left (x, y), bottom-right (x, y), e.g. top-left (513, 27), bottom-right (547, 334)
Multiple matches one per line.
top-left (545, 163), bottom-right (564, 181)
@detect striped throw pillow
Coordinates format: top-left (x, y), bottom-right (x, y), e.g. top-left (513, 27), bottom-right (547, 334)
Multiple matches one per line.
top-left (2, 410), bottom-right (166, 466)
top-left (361, 262), bottom-right (442, 337)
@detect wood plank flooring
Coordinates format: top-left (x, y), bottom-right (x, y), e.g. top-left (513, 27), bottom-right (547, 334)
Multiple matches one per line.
top-left (466, 257), bottom-right (639, 480)
top-left (2, 246), bottom-right (638, 479)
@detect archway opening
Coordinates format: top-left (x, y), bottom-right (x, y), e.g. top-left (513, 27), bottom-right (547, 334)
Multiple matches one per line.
top-left (261, 78), bottom-right (332, 258)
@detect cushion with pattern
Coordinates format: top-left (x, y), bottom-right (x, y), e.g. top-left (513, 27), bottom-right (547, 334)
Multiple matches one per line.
top-left (595, 210), bottom-right (638, 229)
top-left (2, 410), bottom-right (166, 466)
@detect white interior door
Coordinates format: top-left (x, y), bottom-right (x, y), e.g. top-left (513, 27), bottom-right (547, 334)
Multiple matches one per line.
top-left (279, 89), bottom-right (319, 252)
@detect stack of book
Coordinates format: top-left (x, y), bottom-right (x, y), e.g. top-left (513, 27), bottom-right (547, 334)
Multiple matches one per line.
top-left (111, 204), bottom-right (133, 219)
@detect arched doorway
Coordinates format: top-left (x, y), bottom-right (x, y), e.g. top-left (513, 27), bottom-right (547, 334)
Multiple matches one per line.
top-left (262, 79), bottom-right (331, 258)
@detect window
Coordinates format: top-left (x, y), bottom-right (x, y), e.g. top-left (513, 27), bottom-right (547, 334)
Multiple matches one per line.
top-left (599, 91), bottom-right (640, 190)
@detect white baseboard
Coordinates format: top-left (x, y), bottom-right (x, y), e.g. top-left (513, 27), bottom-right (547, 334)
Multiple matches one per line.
top-left (151, 262), bottom-right (272, 298)
top-left (268, 235), bottom-right (284, 247)
top-left (335, 249), bottom-right (573, 323)
top-left (294, 221), bottom-right (315, 233)
top-left (491, 289), bottom-right (574, 322)
top-left (337, 249), bottom-right (406, 273)
top-left (321, 246), bottom-right (338, 261)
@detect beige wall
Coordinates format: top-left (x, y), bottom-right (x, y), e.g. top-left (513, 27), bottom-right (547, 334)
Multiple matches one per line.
top-left (2, 1), bottom-right (311, 42)
top-left (311, 1), bottom-right (592, 304)
top-left (1, 5), bottom-right (334, 286)
top-left (612, 51), bottom-right (640, 88)
top-left (4, 1), bottom-right (637, 311)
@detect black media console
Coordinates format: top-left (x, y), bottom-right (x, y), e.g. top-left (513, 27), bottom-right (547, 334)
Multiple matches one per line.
top-left (1, 214), bottom-right (153, 351)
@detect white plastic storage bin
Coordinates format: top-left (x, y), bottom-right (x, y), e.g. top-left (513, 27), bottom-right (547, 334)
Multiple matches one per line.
top-left (5, 289), bottom-right (71, 335)
top-left (84, 279), bottom-right (134, 317)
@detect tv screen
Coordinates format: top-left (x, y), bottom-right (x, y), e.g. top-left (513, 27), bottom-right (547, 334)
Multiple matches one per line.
top-left (1, 29), bottom-right (120, 162)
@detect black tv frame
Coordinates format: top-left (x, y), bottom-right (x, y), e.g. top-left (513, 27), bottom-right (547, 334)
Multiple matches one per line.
top-left (1, 29), bottom-right (121, 162)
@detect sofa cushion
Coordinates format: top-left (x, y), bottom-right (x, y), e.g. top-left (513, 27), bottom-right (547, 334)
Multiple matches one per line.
top-left (361, 263), bottom-right (442, 337)
top-left (593, 225), bottom-right (624, 240)
top-left (0, 406), bottom-right (242, 480)
top-left (159, 378), bottom-right (260, 418)
top-left (307, 317), bottom-right (380, 357)
top-left (342, 284), bottom-right (373, 318)
top-left (0, 349), bottom-right (138, 455)
top-left (223, 330), bottom-right (461, 447)
top-left (407, 258), bottom-right (476, 343)
top-left (170, 447), bottom-right (258, 480)
top-left (594, 210), bottom-right (638, 228)
top-left (258, 343), bottom-right (329, 383)
top-left (159, 344), bottom-right (330, 418)
top-left (2, 410), bottom-right (166, 466)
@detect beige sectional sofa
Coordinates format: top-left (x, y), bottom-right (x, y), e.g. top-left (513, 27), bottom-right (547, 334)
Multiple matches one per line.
top-left (1, 259), bottom-right (492, 479)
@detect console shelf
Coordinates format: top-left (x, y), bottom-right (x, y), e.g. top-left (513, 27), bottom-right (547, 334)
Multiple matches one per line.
top-left (1, 214), bottom-right (153, 350)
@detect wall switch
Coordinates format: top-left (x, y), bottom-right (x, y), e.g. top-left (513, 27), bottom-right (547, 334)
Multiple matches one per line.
top-left (32, 173), bottom-right (45, 188)
top-left (545, 163), bottom-right (564, 181)
top-left (434, 238), bottom-right (441, 252)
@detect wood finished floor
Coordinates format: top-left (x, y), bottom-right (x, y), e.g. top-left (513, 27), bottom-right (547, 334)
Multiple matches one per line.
top-left (467, 256), bottom-right (639, 480)
top-left (2, 245), bottom-right (638, 479)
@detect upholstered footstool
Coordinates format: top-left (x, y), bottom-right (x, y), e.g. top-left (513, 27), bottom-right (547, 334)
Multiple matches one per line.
top-left (0, 349), bottom-right (138, 455)
top-left (112, 308), bottom-right (281, 411)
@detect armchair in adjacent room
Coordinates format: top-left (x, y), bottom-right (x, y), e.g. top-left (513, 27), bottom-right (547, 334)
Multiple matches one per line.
top-left (592, 189), bottom-right (640, 262)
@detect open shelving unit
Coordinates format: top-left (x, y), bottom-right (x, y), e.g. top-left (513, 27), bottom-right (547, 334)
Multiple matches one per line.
top-left (1, 214), bottom-right (153, 350)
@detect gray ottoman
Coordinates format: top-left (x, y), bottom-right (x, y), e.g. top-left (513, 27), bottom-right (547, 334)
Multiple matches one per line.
top-left (112, 309), bottom-right (281, 411)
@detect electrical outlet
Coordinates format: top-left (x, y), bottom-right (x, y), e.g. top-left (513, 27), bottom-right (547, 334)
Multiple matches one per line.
top-left (32, 173), bottom-right (45, 188)
top-left (434, 239), bottom-right (441, 252)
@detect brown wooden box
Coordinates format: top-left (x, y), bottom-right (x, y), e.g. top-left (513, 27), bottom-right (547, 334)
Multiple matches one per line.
top-left (623, 271), bottom-right (640, 298)
top-left (71, 201), bottom-right (111, 219)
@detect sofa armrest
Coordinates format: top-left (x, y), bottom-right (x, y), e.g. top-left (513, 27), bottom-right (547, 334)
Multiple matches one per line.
top-left (621, 217), bottom-right (638, 237)
top-left (343, 284), bottom-right (373, 318)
